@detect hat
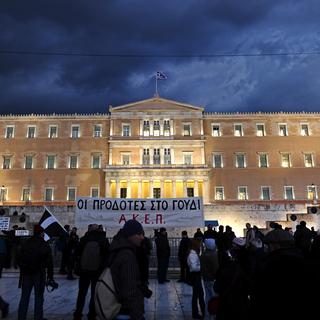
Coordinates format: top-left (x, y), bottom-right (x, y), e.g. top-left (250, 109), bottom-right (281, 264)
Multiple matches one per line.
top-left (264, 229), bottom-right (294, 244)
top-left (123, 219), bottom-right (144, 237)
top-left (33, 224), bottom-right (44, 234)
top-left (159, 227), bottom-right (166, 233)
top-left (204, 238), bottom-right (216, 251)
top-left (232, 237), bottom-right (246, 247)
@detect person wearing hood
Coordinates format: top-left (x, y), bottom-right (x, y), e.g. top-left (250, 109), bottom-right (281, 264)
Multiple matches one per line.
top-left (200, 238), bottom-right (219, 318)
top-left (108, 219), bottom-right (146, 320)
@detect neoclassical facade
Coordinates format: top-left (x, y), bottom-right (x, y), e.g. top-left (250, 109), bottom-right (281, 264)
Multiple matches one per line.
top-left (1, 96), bottom-right (320, 235)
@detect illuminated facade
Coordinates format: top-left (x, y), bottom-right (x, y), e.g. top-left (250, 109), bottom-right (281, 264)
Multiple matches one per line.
top-left (1, 96), bottom-right (320, 235)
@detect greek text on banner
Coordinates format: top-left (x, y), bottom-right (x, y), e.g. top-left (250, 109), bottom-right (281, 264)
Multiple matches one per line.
top-left (75, 197), bottom-right (204, 228)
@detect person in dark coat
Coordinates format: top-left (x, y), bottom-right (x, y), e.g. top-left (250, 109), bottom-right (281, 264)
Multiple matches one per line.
top-left (178, 230), bottom-right (191, 283)
top-left (73, 224), bottom-right (109, 320)
top-left (251, 228), bottom-right (317, 320)
top-left (17, 225), bottom-right (54, 320)
top-left (155, 227), bottom-right (171, 284)
top-left (214, 237), bottom-right (251, 320)
top-left (194, 228), bottom-right (204, 240)
top-left (293, 220), bottom-right (313, 258)
top-left (109, 220), bottom-right (146, 319)
top-left (66, 227), bottom-right (79, 280)
top-left (136, 234), bottom-right (152, 285)
top-left (203, 224), bottom-right (217, 240)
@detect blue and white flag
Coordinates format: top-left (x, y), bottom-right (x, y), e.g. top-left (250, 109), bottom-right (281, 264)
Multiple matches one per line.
top-left (156, 71), bottom-right (167, 80)
top-left (39, 207), bottom-right (68, 241)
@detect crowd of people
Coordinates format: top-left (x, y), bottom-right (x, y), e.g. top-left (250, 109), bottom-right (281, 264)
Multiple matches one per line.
top-left (0, 220), bottom-right (320, 319)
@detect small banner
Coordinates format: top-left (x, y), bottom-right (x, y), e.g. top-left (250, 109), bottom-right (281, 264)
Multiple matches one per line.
top-left (75, 197), bottom-right (204, 228)
top-left (0, 217), bottom-right (10, 231)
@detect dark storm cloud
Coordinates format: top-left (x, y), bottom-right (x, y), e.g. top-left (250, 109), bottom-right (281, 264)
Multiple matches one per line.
top-left (0, 0), bottom-right (320, 114)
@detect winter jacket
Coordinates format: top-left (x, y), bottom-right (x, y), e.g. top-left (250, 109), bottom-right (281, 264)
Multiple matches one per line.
top-left (109, 235), bottom-right (144, 320)
top-left (200, 249), bottom-right (219, 281)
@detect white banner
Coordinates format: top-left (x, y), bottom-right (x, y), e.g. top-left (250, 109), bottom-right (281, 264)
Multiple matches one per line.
top-left (75, 197), bottom-right (204, 228)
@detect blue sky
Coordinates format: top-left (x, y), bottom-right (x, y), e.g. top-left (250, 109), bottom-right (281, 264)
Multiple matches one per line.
top-left (1, 0), bottom-right (320, 114)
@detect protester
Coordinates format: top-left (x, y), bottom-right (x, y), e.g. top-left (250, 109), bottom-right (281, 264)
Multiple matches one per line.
top-left (108, 219), bottom-right (146, 319)
top-left (58, 224), bottom-right (70, 274)
top-left (193, 228), bottom-right (204, 240)
top-left (17, 224), bottom-right (54, 320)
top-left (203, 224), bottom-right (217, 240)
top-left (200, 238), bottom-right (219, 319)
top-left (188, 238), bottom-right (205, 319)
top-left (0, 296), bottom-right (9, 319)
top-left (178, 230), bottom-right (191, 283)
top-left (73, 224), bottom-right (109, 320)
top-left (155, 227), bottom-right (170, 284)
top-left (66, 227), bottom-right (79, 280)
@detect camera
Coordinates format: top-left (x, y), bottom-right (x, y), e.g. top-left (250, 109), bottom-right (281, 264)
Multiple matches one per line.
top-left (46, 279), bottom-right (59, 292)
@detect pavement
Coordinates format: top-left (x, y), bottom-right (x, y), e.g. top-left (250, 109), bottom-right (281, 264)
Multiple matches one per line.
top-left (0, 272), bottom-right (198, 320)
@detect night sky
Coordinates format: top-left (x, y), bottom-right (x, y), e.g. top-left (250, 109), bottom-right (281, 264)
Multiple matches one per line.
top-left (1, 0), bottom-right (320, 115)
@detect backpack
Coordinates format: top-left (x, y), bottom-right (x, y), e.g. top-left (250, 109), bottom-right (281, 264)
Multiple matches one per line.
top-left (94, 267), bottom-right (121, 320)
top-left (80, 241), bottom-right (101, 272)
top-left (18, 238), bottom-right (45, 274)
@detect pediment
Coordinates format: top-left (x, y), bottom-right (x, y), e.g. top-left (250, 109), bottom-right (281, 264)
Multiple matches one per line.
top-left (109, 96), bottom-right (203, 113)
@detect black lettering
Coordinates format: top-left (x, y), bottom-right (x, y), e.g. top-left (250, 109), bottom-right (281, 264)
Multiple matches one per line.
top-left (105, 200), bottom-right (112, 210)
top-left (190, 200), bottom-right (197, 210)
top-left (92, 199), bottom-right (100, 210)
top-left (77, 199), bottom-right (84, 209)
top-left (112, 201), bottom-right (119, 210)
top-left (140, 201), bottom-right (146, 211)
top-left (162, 200), bottom-right (168, 210)
top-left (119, 200), bottom-right (127, 210)
top-left (151, 200), bottom-right (156, 210)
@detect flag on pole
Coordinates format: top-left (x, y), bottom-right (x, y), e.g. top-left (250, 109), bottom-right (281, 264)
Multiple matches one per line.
top-left (39, 207), bottom-right (68, 241)
top-left (156, 71), bottom-right (167, 80)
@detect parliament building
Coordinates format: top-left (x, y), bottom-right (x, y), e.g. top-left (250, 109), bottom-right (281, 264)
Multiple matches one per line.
top-left (1, 96), bottom-right (320, 235)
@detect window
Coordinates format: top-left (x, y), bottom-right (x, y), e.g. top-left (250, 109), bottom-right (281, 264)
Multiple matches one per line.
top-left (183, 123), bottom-right (191, 136)
top-left (212, 124), bottom-right (221, 137)
top-left (22, 188), bottom-right (31, 201)
top-left (5, 126), bottom-right (14, 138)
top-left (93, 124), bottom-right (102, 138)
top-left (259, 153), bottom-right (268, 168)
top-left (304, 154), bottom-right (314, 167)
top-left (164, 120), bottom-right (171, 136)
top-left (215, 187), bottom-right (224, 200)
top-left (238, 186), bottom-right (248, 200)
top-left (307, 185), bottom-right (317, 200)
top-left (164, 148), bottom-right (171, 164)
top-left (69, 155), bottom-right (78, 169)
top-left (183, 153), bottom-right (193, 165)
top-left (234, 124), bottom-right (243, 136)
top-left (92, 154), bottom-right (101, 169)
top-left (256, 124), bottom-right (266, 136)
top-left (27, 126), bottom-right (36, 138)
top-left (122, 124), bottom-right (131, 137)
top-left (3, 156), bottom-right (12, 169)
top-left (71, 125), bottom-right (80, 138)
top-left (0, 187), bottom-right (8, 202)
top-left (49, 125), bottom-right (58, 138)
top-left (143, 120), bottom-right (150, 136)
top-left (261, 186), bottom-right (271, 200)
top-left (44, 188), bottom-right (54, 201)
top-left (153, 120), bottom-right (160, 136)
top-left (300, 123), bottom-right (310, 136)
top-left (278, 123), bottom-right (288, 136)
top-left (236, 154), bottom-right (246, 168)
top-left (143, 148), bottom-right (150, 165)
top-left (213, 154), bottom-right (223, 168)
top-left (284, 186), bottom-right (294, 200)
top-left (153, 188), bottom-right (161, 198)
top-left (25, 155), bottom-right (33, 169)
top-left (91, 187), bottom-right (99, 198)
top-left (187, 187), bottom-right (194, 197)
top-left (67, 187), bottom-right (76, 201)
top-left (120, 188), bottom-right (127, 198)
top-left (122, 154), bottom-right (130, 165)
top-left (153, 149), bottom-right (160, 164)
top-left (281, 153), bottom-right (291, 168)
top-left (47, 155), bottom-right (56, 169)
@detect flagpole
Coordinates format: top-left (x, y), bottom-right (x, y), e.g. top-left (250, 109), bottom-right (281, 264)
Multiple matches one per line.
top-left (155, 74), bottom-right (158, 95)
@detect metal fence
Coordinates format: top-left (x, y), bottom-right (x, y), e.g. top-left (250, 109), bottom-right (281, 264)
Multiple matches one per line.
top-left (50, 237), bottom-right (182, 270)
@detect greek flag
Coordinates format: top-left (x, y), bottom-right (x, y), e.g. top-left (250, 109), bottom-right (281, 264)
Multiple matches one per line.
top-left (39, 207), bottom-right (68, 241)
top-left (156, 71), bottom-right (167, 80)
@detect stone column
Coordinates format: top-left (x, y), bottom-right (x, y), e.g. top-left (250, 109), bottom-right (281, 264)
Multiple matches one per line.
top-left (194, 180), bottom-right (199, 197)
top-left (127, 180), bottom-right (131, 198)
top-left (116, 179), bottom-right (120, 198)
